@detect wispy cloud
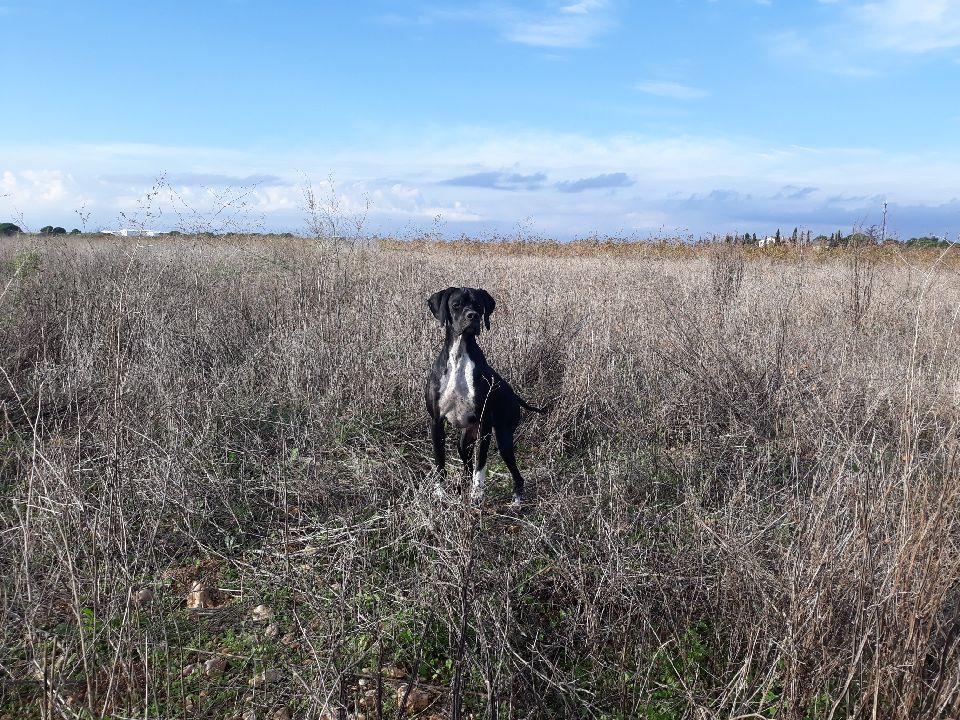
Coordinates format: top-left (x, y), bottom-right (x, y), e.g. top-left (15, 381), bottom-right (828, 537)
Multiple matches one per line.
top-left (372, 2), bottom-right (615, 50)
top-left (854, 0), bottom-right (960, 53)
top-left (766, 30), bottom-right (878, 76)
top-left (634, 80), bottom-right (708, 99)
top-left (556, 172), bottom-right (634, 192)
top-left (501, 0), bottom-right (614, 48)
top-left (560, 0), bottom-right (606, 14)
top-left (101, 172), bottom-right (287, 187)
top-left (770, 0), bottom-right (960, 76)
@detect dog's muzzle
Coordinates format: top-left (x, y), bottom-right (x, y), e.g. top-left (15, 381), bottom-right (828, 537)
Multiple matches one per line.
top-left (458, 313), bottom-right (481, 335)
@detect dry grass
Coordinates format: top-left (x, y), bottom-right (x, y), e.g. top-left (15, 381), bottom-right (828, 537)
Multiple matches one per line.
top-left (2, 234), bottom-right (960, 719)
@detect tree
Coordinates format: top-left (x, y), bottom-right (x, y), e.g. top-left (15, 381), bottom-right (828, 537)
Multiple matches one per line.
top-left (791, 227), bottom-right (798, 243)
top-left (775, 228), bottom-right (781, 242)
top-left (41, 225), bottom-right (67, 235)
top-left (0, 222), bottom-right (22, 236)
top-left (70, 228), bottom-right (81, 234)
top-left (906, 236), bottom-right (947, 248)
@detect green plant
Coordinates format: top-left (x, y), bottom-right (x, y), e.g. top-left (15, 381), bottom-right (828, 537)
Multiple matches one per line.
top-left (6, 248), bottom-right (41, 276)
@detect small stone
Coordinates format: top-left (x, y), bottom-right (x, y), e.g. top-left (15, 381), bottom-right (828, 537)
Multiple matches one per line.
top-left (357, 688), bottom-right (378, 709)
top-left (251, 604), bottom-right (274, 621)
top-left (134, 588), bottom-right (154, 605)
top-left (242, 710), bottom-right (257, 720)
top-left (264, 622), bottom-right (279, 639)
top-left (395, 686), bottom-right (432, 714)
top-left (270, 708), bottom-right (291, 720)
top-left (204, 657), bottom-right (227, 676)
top-left (382, 664), bottom-right (406, 679)
top-left (181, 663), bottom-right (198, 678)
top-left (186, 581), bottom-right (216, 609)
top-left (250, 668), bottom-right (282, 687)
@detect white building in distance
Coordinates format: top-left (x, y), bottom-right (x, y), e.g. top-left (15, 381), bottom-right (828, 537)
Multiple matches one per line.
top-left (102, 229), bottom-right (161, 237)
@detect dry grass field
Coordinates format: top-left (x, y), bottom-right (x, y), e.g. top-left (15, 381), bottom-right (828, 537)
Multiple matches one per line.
top-left (2, 234), bottom-right (960, 719)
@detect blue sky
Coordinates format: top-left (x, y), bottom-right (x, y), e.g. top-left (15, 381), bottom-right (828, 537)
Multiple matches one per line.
top-left (2, 0), bottom-right (960, 238)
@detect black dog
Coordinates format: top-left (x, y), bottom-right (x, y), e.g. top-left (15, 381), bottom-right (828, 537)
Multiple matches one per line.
top-left (424, 286), bottom-right (545, 506)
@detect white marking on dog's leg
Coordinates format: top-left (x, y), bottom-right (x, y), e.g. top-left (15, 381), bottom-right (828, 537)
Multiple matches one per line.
top-left (433, 482), bottom-right (447, 501)
top-left (510, 493), bottom-right (522, 509)
top-left (470, 466), bottom-right (486, 502)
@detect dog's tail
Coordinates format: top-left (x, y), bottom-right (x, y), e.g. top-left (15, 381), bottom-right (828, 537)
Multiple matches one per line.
top-left (518, 396), bottom-right (551, 414)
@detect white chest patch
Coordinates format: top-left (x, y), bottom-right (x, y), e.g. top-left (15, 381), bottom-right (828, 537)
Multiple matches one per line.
top-left (437, 338), bottom-right (478, 427)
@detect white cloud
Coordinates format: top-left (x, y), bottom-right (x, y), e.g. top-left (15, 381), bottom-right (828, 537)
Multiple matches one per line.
top-left (2, 130), bottom-right (959, 237)
top-left (634, 80), bottom-right (708, 99)
top-left (1, 169), bottom-right (76, 206)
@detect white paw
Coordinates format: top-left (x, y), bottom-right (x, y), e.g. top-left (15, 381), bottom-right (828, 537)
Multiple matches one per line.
top-left (510, 494), bottom-right (522, 509)
top-left (471, 468), bottom-right (486, 503)
top-left (432, 483), bottom-right (447, 500)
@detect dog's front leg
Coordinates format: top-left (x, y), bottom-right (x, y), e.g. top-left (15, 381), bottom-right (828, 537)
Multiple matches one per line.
top-left (430, 416), bottom-right (446, 496)
top-left (471, 427), bottom-right (492, 503)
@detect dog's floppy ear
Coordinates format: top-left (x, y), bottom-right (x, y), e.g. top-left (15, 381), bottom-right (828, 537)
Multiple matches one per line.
top-left (427, 287), bottom-right (457, 325)
top-left (476, 289), bottom-right (496, 330)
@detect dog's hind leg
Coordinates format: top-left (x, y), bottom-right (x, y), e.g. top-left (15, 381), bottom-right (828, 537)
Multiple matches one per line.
top-left (471, 427), bottom-right (492, 503)
top-left (495, 425), bottom-right (525, 507)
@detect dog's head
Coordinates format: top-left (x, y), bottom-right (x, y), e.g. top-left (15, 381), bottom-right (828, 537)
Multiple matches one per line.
top-left (427, 287), bottom-right (496, 336)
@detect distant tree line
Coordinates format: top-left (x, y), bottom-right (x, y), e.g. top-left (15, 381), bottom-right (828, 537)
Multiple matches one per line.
top-left (0, 221), bottom-right (954, 247)
top-left (724, 227), bottom-right (952, 248)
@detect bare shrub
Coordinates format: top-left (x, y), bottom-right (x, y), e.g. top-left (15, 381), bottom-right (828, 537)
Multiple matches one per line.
top-left (709, 241), bottom-right (746, 314)
top-left (845, 232), bottom-right (877, 330)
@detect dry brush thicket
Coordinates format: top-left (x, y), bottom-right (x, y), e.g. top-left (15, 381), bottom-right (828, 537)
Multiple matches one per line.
top-left (1, 236), bottom-right (960, 719)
